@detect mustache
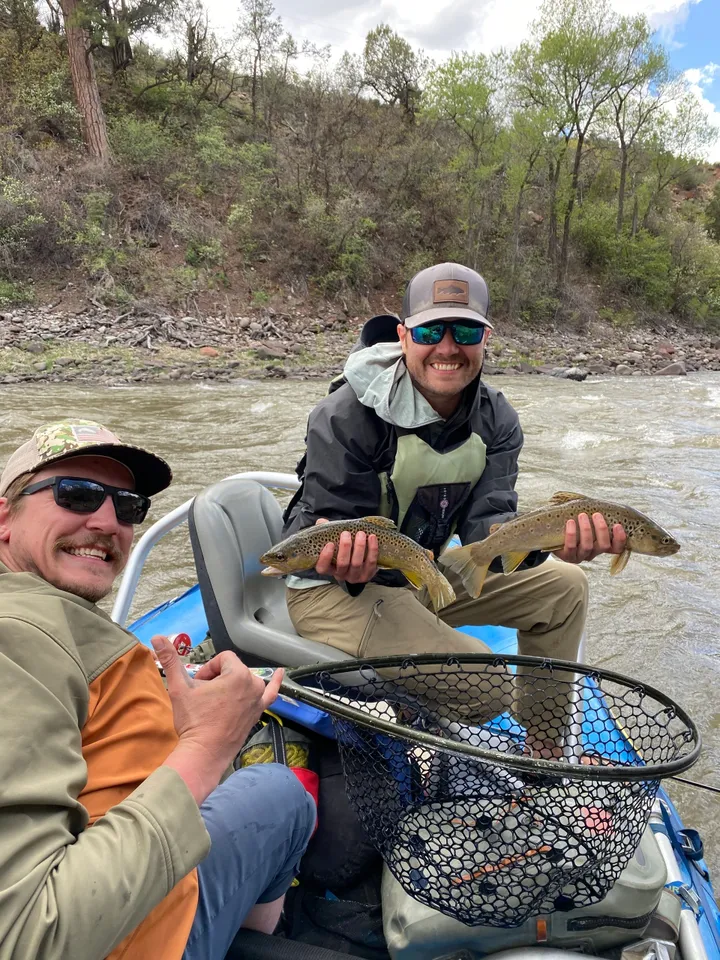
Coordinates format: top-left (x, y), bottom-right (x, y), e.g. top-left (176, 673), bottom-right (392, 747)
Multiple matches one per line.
top-left (55, 535), bottom-right (122, 564)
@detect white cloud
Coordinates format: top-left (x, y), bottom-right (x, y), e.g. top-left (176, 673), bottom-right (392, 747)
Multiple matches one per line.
top-left (684, 63), bottom-right (720, 161)
top-left (202, 0), bottom-right (703, 60)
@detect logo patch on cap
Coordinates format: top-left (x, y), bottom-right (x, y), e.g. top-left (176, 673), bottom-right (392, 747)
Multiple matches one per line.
top-left (433, 279), bottom-right (469, 304)
top-left (34, 420), bottom-right (119, 462)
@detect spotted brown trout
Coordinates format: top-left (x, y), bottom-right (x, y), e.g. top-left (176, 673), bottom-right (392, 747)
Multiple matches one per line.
top-left (260, 516), bottom-right (456, 613)
top-left (439, 491), bottom-right (681, 598)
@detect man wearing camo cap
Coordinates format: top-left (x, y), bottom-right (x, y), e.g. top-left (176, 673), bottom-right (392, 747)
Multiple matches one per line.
top-left (0, 420), bottom-right (314, 959)
top-left (282, 263), bottom-right (628, 754)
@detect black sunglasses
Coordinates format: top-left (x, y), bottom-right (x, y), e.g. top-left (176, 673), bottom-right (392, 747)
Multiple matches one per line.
top-left (21, 476), bottom-right (151, 525)
top-left (409, 321), bottom-right (488, 346)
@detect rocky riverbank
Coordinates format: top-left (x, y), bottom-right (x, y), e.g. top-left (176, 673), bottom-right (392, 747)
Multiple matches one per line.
top-left (1, 304), bottom-right (719, 385)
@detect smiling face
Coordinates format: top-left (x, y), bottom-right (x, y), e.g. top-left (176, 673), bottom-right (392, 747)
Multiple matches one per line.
top-left (0, 455), bottom-right (136, 603)
top-left (397, 321), bottom-right (488, 417)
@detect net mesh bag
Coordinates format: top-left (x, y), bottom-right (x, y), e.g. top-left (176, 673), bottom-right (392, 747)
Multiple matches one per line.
top-left (283, 654), bottom-right (699, 928)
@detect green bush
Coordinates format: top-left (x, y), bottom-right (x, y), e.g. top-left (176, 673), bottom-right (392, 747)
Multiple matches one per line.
top-left (0, 178), bottom-right (47, 270)
top-left (109, 116), bottom-right (175, 172)
top-left (573, 202), bottom-right (617, 268)
top-left (185, 238), bottom-right (223, 266)
top-left (573, 202), bottom-right (672, 309)
top-left (15, 68), bottom-right (80, 142)
top-left (705, 183), bottom-right (720, 242)
top-left (612, 232), bottom-right (672, 309)
top-left (0, 279), bottom-right (32, 306)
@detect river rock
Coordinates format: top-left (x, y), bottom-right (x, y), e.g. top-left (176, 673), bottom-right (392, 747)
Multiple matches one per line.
top-left (615, 364), bottom-right (633, 376)
top-left (587, 362), bottom-right (611, 374)
top-left (289, 343), bottom-right (305, 355)
top-left (21, 341), bottom-right (45, 355)
top-left (55, 357), bottom-right (75, 367)
top-left (199, 346), bottom-right (220, 358)
top-left (655, 361), bottom-right (687, 376)
top-left (249, 322), bottom-right (263, 334)
top-left (33, 361), bottom-right (47, 371)
top-left (239, 318), bottom-right (251, 329)
top-left (254, 345), bottom-right (286, 361)
top-left (563, 367), bottom-right (589, 381)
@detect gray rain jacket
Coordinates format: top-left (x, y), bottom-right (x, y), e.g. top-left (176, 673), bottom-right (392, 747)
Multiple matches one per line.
top-left (282, 315), bottom-right (546, 588)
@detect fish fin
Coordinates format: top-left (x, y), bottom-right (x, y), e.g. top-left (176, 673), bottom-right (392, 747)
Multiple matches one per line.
top-left (401, 569), bottom-right (423, 590)
top-left (489, 522), bottom-right (503, 534)
top-left (364, 516), bottom-right (397, 528)
top-left (438, 544), bottom-right (490, 598)
top-left (609, 549), bottom-right (631, 576)
top-left (549, 491), bottom-right (587, 504)
top-left (501, 551), bottom-right (530, 575)
top-left (261, 566), bottom-right (285, 578)
top-left (425, 572), bottom-right (456, 613)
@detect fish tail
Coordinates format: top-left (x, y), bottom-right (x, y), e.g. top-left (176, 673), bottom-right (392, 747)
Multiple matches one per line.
top-left (439, 544), bottom-right (490, 598)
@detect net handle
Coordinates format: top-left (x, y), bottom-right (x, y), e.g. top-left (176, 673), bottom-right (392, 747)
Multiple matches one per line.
top-left (282, 653), bottom-right (701, 782)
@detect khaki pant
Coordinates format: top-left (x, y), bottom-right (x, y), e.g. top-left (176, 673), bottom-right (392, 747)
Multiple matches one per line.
top-left (286, 559), bottom-right (588, 750)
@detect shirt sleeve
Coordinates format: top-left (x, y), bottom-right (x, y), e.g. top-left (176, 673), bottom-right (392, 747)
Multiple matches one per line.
top-left (0, 617), bottom-right (210, 960)
top-left (283, 399), bottom-right (382, 535)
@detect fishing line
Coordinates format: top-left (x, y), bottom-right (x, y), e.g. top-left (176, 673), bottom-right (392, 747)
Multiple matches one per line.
top-left (670, 775), bottom-right (720, 796)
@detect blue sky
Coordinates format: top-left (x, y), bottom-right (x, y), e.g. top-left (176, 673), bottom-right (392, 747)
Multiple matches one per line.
top-left (660, 0), bottom-right (720, 159)
top-left (663, 0), bottom-right (719, 80)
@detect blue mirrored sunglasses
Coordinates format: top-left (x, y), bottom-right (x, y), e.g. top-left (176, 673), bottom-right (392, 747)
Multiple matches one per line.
top-left (409, 321), bottom-right (487, 346)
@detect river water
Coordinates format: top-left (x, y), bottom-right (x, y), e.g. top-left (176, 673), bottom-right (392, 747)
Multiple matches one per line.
top-left (2, 374), bottom-right (719, 872)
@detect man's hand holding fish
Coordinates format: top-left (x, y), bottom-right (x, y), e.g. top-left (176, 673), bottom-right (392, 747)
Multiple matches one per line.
top-left (553, 512), bottom-right (627, 565)
top-left (314, 518), bottom-right (380, 585)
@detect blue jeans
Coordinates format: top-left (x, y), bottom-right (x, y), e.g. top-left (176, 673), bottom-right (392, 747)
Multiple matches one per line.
top-left (183, 763), bottom-right (316, 960)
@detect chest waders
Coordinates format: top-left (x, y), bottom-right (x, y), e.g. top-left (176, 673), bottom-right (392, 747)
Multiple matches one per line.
top-left (378, 432), bottom-right (487, 554)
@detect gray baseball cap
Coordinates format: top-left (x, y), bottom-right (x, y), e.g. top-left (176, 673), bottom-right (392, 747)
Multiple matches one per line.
top-left (401, 263), bottom-right (493, 329)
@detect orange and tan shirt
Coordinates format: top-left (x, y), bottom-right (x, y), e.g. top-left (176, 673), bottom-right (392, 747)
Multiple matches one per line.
top-left (0, 565), bottom-right (210, 960)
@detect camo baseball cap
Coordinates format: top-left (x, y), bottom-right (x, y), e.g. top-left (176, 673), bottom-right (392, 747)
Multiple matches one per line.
top-left (401, 262), bottom-right (493, 329)
top-left (0, 419), bottom-right (172, 498)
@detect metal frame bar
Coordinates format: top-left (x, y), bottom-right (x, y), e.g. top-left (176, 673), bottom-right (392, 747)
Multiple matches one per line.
top-left (111, 471), bottom-right (300, 627)
top-left (651, 800), bottom-right (709, 960)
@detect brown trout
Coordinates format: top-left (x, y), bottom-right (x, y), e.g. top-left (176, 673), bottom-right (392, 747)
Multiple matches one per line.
top-left (260, 516), bottom-right (456, 613)
top-left (439, 491), bottom-right (681, 598)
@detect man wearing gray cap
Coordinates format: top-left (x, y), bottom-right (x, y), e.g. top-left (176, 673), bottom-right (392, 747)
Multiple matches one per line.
top-left (0, 419), bottom-right (315, 960)
top-left (282, 263), bottom-right (627, 754)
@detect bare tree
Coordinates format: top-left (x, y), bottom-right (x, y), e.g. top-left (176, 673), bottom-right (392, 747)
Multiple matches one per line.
top-left (608, 33), bottom-right (672, 233)
top-left (236, 0), bottom-right (282, 126)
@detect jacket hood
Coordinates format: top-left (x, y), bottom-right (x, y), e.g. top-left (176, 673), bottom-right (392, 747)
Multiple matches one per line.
top-left (343, 342), bottom-right (443, 428)
top-left (342, 314), bottom-right (484, 429)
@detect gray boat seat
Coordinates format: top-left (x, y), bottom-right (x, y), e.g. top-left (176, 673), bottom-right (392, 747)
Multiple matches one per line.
top-left (189, 478), bottom-right (350, 668)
